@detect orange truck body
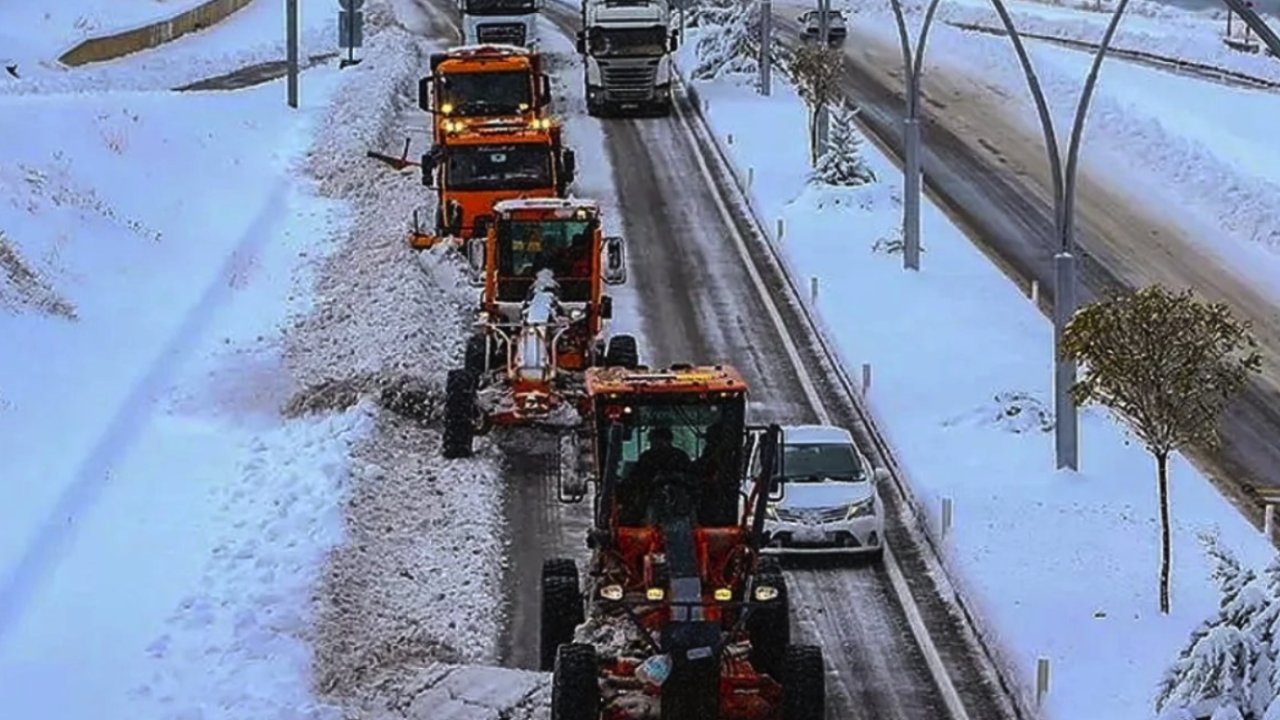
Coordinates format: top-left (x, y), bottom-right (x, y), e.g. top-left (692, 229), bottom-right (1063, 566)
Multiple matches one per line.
top-left (415, 118), bottom-right (576, 249)
top-left (419, 44), bottom-right (551, 146)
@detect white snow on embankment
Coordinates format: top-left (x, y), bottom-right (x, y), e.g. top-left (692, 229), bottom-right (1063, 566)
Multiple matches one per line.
top-left (286, 1), bottom-right (547, 716)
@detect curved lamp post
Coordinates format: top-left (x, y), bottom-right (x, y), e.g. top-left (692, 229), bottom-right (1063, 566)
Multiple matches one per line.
top-left (886, 0), bottom-right (1130, 470)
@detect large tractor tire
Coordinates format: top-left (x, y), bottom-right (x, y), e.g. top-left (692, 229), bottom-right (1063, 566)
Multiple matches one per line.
top-left (748, 562), bottom-right (791, 679)
top-left (464, 335), bottom-right (489, 376)
top-left (781, 644), bottom-right (826, 720)
top-left (541, 573), bottom-right (584, 672)
top-left (442, 368), bottom-right (477, 459)
top-left (551, 643), bottom-right (600, 720)
top-left (605, 334), bottom-right (639, 369)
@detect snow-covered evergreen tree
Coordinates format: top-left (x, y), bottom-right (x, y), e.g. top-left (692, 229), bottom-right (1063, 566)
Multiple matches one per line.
top-left (692, 0), bottom-right (760, 80)
top-left (1156, 533), bottom-right (1280, 719)
top-left (811, 102), bottom-right (875, 186)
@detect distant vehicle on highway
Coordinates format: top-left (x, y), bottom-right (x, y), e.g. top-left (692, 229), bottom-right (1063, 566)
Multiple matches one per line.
top-left (757, 424), bottom-right (888, 559)
top-left (798, 8), bottom-right (848, 43)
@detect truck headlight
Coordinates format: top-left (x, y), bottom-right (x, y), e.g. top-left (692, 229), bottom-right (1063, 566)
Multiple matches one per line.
top-left (845, 497), bottom-right (875, 520)
top-left (600, 584), bottom-right (623, 601)
top-left (753, 585), bottom-right (778, 602)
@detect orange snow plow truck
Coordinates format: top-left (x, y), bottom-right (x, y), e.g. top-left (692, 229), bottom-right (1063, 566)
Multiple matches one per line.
top-left (412, 118), bottom-right (577, 250)
top-left (419, 44), bottom-right (552, 145)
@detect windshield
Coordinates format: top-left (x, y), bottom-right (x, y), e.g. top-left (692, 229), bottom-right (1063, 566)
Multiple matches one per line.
top-left (437, 70), bottom-right (532, 116)
top-left (464, 0), bottom-right (535, 14)
top-left (445, 144), bottom-right (552, 191)
top-left (587, 26), bottom-right (667, 56)
top-left (496, 218), bottom-right (594, 301)
top-left (782, 443), bottom-right (864, 482)
top-left (598, 397), bottom-right (744, 484)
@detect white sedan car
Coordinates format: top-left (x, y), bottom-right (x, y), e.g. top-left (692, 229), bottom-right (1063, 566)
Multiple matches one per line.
top-left (761, 425), bottom-right (888, 559)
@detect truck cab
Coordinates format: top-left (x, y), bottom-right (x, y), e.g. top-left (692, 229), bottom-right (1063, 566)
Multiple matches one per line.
top-left (460, 0), bottom-right (541, 47)
top-left (577, 0), bottom-right (680, 116)
top-left (417, 119), bottom-right (576, 249)
top-left (420, 44), bottom-right (553, 145)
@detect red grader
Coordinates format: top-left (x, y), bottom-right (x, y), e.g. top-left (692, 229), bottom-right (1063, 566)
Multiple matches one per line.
top-left (540, 364), bottom-right (827, 720)
top-left (441, 197), bottom-right (638, 458)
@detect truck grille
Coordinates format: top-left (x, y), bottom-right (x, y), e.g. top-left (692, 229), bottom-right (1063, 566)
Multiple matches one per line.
top-left (602, 63), bottom-right (657, 102)
top-left (476, 23), bottom-right (525, 45)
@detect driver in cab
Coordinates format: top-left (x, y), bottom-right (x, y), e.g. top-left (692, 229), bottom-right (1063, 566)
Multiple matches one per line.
top-left (619, 425), bottom-right (692, 524)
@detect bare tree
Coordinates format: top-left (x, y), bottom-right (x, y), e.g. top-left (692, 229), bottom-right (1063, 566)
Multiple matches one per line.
top-left (1061, 285), bottom-right (1261, 614)
top-left (780, 43), bottom-right (842, 164)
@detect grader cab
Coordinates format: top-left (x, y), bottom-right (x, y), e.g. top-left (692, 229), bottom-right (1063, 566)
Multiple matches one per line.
top-left (440, 198), bottom-right (636, 459)
top-left (540, 365), bottom-right (827, 720)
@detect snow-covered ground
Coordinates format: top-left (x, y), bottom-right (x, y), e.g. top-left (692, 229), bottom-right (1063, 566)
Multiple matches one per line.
top-left (676, 37), bottom-right (1278, 720)
top-left (0, 0), bottom-right (210, 68)
top-left (0, 0), bottom-right (337, 94)
top-left (822, 0), bottom-right (1280, 304)
top-left (0, 0), bottom-right (552, 717)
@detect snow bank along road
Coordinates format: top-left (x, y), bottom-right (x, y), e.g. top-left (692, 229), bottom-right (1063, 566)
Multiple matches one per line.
top-left (391, 0), bottom-right (1023, 715)
top-left (770, 8), bottom-right (1280, 525)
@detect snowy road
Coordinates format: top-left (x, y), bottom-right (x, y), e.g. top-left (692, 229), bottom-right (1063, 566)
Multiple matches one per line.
top-left (520, 4), bottom-right (1018, 718)
top-left (772, 11), bottom-right (1280, 525)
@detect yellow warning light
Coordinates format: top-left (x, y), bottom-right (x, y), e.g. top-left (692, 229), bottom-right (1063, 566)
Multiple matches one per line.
top-left (646, 588), bottom-right (665, 601)
top-left (441, 102), bottom-right (454, 115)
top-left (714, 588), bottom-right (733, 602)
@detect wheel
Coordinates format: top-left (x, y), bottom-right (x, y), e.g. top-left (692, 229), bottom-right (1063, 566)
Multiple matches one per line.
top-left (442, 368), bottom-right (477, 459)
top-left (604, 334), bottom-right (638, 369)
top-left (748, 565), bottom-right (790, 679)
top-left (541, 574), bottom-right (584, 671)
top-left (551, 643), bottom-right (599, 720)
top-left (464, 334), bottom-right (488, 375)
top-left (543, 557), bottom-right (580, 585)
top-left (781, 645), bottom-right (825, 720)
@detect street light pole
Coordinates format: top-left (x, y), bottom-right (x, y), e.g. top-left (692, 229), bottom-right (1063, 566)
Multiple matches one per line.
top-left (985, 0), bottom-right (1132, 470)
top-left (815, 0), bottom-right (831, 156)
top-left (887, 0), bottom-right (944, 272)
top-left (286, 0), bottom-right (299, 108)
top-left (759, 0), bottom-right (772, 96)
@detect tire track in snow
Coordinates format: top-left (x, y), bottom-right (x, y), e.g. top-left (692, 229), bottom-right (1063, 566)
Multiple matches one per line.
top-left (0, 178), bottom-right (289, 647)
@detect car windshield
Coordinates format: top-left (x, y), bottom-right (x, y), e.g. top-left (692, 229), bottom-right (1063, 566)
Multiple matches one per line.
top-left (464, 0), bottom-right (535, 14)
top-left (782, 443), bottom-right (864, 482)
top-left (437, 71), bottom-right (532, 116)
top-left (496, 218), bottom-right (594, 301)
top-left (445, 144), bottom-right (552, 191)
top-left (588, 26), bottom-right (667, 56)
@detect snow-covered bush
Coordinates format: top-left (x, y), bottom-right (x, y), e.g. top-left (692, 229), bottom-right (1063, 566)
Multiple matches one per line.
top-left (1155, 532), bottom-right (1280, 719)
top-left (811, 102), bottom-right (875, 186)
top-left (692, 0), bottom-right (760, 80)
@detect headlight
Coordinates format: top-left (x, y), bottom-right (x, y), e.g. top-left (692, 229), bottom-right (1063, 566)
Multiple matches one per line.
top-left (568, 308), bottom-right (585, 321)
top-left (753, 585), bottom-right (778, 602)
top-left (646, 587), bottom-right (664, 601)
top-left (713, 588), bottom-right (732, 602)
top-left (441, 102), bottom-right (454, 115)
top-left (845, 497), bottom-right (875, 520)
top-left (600, 584), bottom-right (623, 601)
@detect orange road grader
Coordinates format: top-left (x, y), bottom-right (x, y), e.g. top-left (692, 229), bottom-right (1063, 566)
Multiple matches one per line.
top-left (540, 365), bottom-right (827, 720)
top-left (420, 44), bottom-right (552, 146)
top-left (441, 197), bottom-right (636, 458)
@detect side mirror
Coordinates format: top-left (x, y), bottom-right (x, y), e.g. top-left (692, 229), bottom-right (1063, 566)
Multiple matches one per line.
top-left (575, 31), bottom-right (586, 55)
top-left (538, 74), bottom-right (552, 107)
top-left (669, 30), bottom-right (680, 51)
top-left (599, 294), bottom-right (613, 319)
top-left (466, 237), bottom-right (486, 274)
top-left (562, 149), bottom-right (576, 183)
top-left (417, 76), bottom-right (433, 112)
top-left (873, 467), bottom-right (891, 483)
top-left (421, 154), bottom-right (436, 188)
top-left (602, 236), bottom-right (627, 285)
top-left (473, 214), bottom-right (491, 239)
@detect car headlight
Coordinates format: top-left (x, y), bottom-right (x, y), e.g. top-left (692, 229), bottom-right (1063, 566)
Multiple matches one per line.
top-left (845, 497), bottom-right (875, 519)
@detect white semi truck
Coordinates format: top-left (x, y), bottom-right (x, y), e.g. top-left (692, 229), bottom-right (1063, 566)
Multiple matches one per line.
top-left (576, 0), bottom-right (680, 116)
top-left (460, 0), bottom-right (541, 47)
